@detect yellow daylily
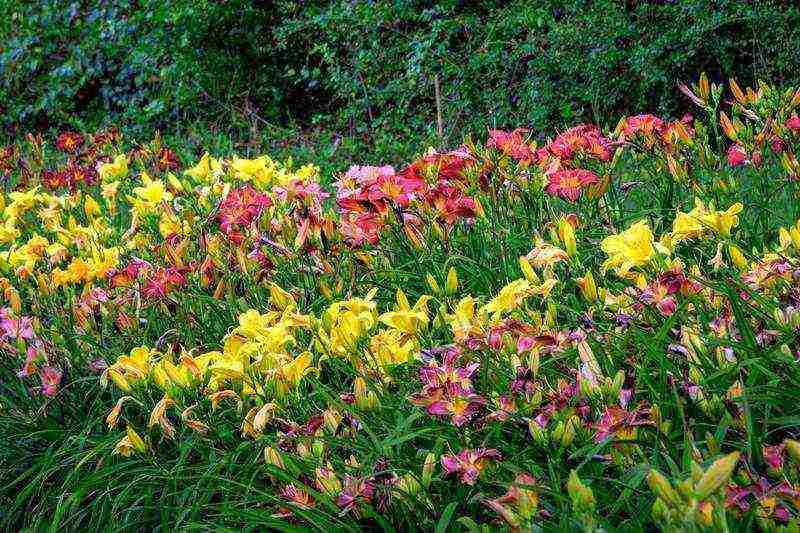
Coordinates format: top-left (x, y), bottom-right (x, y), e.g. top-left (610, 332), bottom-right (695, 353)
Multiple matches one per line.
top-left (369, 329), bottom-right (417, 369)
top-left (185, 152), bottom-right (224, 183)
top-left (378, 289), bottom-right (430, 335)
top-left (99, 154), bottom-right (129, 182)
top-left (480, 279), bottom-right (536, 317)
top-left (600, 220), bottom-right (656, 276)
top-left (670, 199), bottom-right (744, 244)
top-left (132, 172), bottom-right (173, 208)
top-left (275, 352), bottom-right (314, 397)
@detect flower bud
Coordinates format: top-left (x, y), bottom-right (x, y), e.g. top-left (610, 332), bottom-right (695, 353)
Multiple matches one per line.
top-left (264, 446), bottom-right (285, 469)
top-left (445, 267), bottom-right (459, 295)
top-left (647, 469), bottom-right (682, 508)
top-left (422, 452), bottom-right (436, 487)
top-left (426, 274), bottom-right (442, 296)
top-left (728, 244), bottom-right (748, 271)
top-left (396, 474), bottom-right (422, 496)
top-left (315, 466), bottom-right (342, 495)
top-left (784, 439), bottom-right (800, 464)
top-left (323, 408), bottom-right (342, 433)
top-left (559, 218), bottom-right (577, 258)
top-left (354, 377), bottom-right (379, 410)
top-left (528, 419), bottom-right (547, 444)
top-left (576, 271), bottom-right (598, 302)
top-left (561, 415), bottom-right (578, 448)
top-left (519, 257), bottom-right (537, 283)
top-left (694, 452), bottom-right (740, 500)
top-left (567, 470), bottom-right (595, 514)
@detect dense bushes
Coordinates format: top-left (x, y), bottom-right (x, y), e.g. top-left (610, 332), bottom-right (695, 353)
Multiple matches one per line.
top-left (3, 1), bottom-right (799, 156)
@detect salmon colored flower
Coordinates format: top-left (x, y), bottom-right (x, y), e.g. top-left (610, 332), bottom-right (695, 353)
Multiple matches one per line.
top-left (484, 473), bottom-right (539, 527)
top-left (545, 169), bottom-right (599, 202)
top-left (727, 144), bottom-right (747, 166)
top-left (217, 185), bottom-right (272, 243)
top-left (487, 129), bottom-right (535, 163)
top-left (39, 367), bottom-right (62, 397)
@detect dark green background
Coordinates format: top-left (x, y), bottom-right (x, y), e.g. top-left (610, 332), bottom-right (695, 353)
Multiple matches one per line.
top-left (2, 0), bottom-right (798, 164)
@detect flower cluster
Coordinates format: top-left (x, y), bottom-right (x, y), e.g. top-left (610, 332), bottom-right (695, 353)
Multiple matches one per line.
top-left (4, 74), bottom-right (800, 531)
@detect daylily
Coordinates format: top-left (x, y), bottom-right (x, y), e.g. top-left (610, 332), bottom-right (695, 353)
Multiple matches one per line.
top-left (441, 448), bottom-right (502, 485)
top-left (185, 152), bottom-right (224, 182)
top-left (545, 169), bottom-right (599, 202)
top-left (600, 220), bottom-right (656, 276)
top-left (480, 279), bottom-right (535, 317)
top-left (274, 352), bottom-right (314, 397)
top-left (98, 154), bottom-right (129, 182)
top-left (484, 473), bottom-right (539, 528)
top-left (378, 290), bottom-right (430, 335)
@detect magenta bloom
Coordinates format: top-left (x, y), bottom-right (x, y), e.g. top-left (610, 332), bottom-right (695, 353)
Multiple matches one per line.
top-left (39, 367), bottom-right (62, 397)
top-left (426, 392), bottom-right (487, 427)
top-left (410, 349), bottom-right (486, 426)
top-left (727, 144), bottom-right (747, 166)
top-left (336, 475), bottom-right (375, 514)
top-left (441, 448), bottom-right (502, 485)
top-left (786, 114), bottom-right (800, 131)
top-left (763, 443), bottom-right (786, 471)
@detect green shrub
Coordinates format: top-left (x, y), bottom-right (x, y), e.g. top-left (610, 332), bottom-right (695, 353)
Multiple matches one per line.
top-left (2, 0), bottom-right (799, 154)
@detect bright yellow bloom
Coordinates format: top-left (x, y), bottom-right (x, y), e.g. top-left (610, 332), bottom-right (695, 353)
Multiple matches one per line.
top-left (230, 156), bottom-right (275, 188)
top-left (185, 152), bottom-right (224, 183)
top-left (84, 195), bottom-right (102, 218)
top-left (4, 188), bottom-right (40, 219)
top-left (66, 257), bottom-right (93, 284)
top-left (670, 199), bottom-right (743, 244)
top-left (480, 279), bottom-right (538, 317)
top-left (0, 219), bottom-right (20, 244)
top-left (378, 289), bottom-right (430, 335)
top-left (275, 352), bottom-right (314, 397)
top-left (98, 154), bottom-right (129, 182)
top-left (600, 220), bottom-right (656, 276)
top-left (446, 296), bottom-right (484, 341)
top-left (133, 172), bottom-right (173, 206)
top-left (321, 289), bottom-right (379, 356)
top-left (369, 328), bottom-right (417, 369)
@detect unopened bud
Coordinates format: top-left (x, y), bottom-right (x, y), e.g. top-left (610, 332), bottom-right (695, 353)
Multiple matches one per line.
top-left (694, 452), bottom-right (740, 500)
top-left (422, 452), bottom-right (436, 487)
top-left (647, 469), bottom-right (682, 508)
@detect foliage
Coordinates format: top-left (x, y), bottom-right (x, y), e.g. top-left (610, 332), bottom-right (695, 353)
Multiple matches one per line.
top-left (1, 75), bottom-right (800, 530)
top-left (3, 1), bottom-right (800, 161)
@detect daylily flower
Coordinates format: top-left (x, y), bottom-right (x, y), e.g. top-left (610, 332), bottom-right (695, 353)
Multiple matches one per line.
top-left (545, 169), bottom-right (599, 202)
top-left (600, 220), bottom-right (656, 276)
top-left (98, 154), bottom-right (129, 182)
top-left (484, 473), bottom-right (539, 527)
top-left (185, 152), bottom-right (224, 182)
top-left (480, 279), bottom-right (536, 317)
top-left (487, 129), bottom-right (535, 163)
top-left (39, 366), bottom-right (62, 397)
top-left (727, 144), bottom-right (748, 166)
top-left (441, 448), bottom-right (502, 485)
